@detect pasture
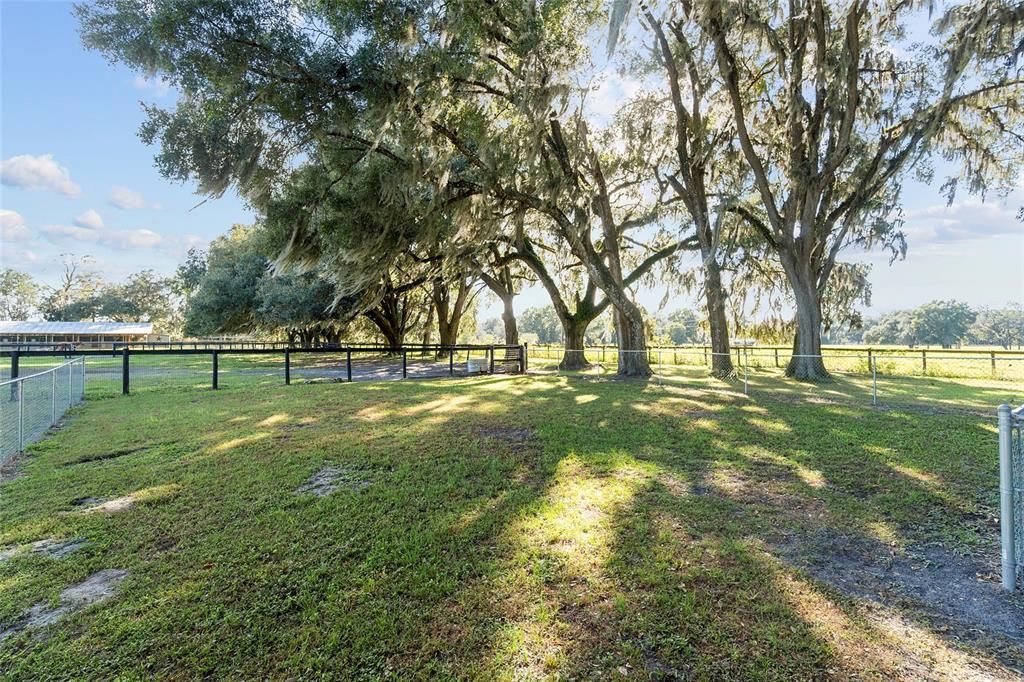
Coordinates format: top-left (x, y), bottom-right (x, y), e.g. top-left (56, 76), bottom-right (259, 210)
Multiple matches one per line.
top-left (1, 367), bottom-right (1023, 679)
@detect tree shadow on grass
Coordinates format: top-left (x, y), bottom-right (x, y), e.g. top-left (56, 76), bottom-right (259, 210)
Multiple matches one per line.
top-left (3, 374), bottom-right (1022, 679)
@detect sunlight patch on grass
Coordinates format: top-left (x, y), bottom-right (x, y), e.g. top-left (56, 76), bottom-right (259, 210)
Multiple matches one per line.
top-left (888, 463), bottom-right (936, 484)
top-left (510, 456), bottom-right (649, 576)
top-left (486, 456), bottom-right (652, 676)
top-left (400, 395), bottom-right (475, 416)
top-left (211, 432), bottom-right (273, 453)
top-left (794, 463), bottom-right (826, 489)
top-left (866, 520), bottom-right (901, 547)
top-left (257, 413), bottom-right (290, 427)
top-left (748, 417), bottom-right (793, 434)
top-left (353, 404), bottom-right (393, 421)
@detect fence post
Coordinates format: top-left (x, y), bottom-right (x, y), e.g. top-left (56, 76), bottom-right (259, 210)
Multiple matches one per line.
top-left (9, 350), bottom-right (18, 401)
top-left (524, 342), bottom-right (529, 371)
top-left (284, 348), bottom-right (291, 385)
top-left (774, 348), bottom-right (779, 368)
top-left (52, 370), bottom-right (57, 424)
top-left (18, 382), bottom-right (24, 452)
top-left (998, 404), bottom-right (1016, 591)
top-left (347, 348), bottom-right (353, 382)
top-left (704, 345), bottom-right (708, 366)
top-left (449, 348), bottom-right (454, 376)
top-left (519, 345), bottom-right (526, 373)
top-left (402, 349), bottom-right (408, 379)
top-left (871, 356), bottom-right (878, 406)
top-left (489, 345), bottom-right (495, 374)
top-left (743, 349), bottom-right (749, 395)
top-left (921, 349), bottom-right (927, 374)
top-left (69, 361), bottom-right (74, 406)
top-left (992, 351), bottom-right (997, 377)
top-left (122, 348), bottom-right (130, 396)
top-left (212, 350), bottom-right (219, 390)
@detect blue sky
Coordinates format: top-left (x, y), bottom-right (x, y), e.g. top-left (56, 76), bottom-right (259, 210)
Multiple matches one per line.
top-left (1, 1), bottom-right (1021, 322)
top-left (1, 1), bottom-right (254, 288)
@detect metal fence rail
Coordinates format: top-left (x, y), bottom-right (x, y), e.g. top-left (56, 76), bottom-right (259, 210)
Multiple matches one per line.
top-left (0, 357), bottom-right (85, 464)
top-left (0, 344), bottom-right (526, 397)
top-left (999, 404), bottom-right (1024, 591)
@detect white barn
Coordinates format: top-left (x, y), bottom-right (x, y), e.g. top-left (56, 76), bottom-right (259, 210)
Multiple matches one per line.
top-left (0, 321), bottom-right (156, 346)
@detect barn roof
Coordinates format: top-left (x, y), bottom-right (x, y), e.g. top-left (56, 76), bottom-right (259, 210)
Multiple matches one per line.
top-left (0, 321), bottom-right (154, 335)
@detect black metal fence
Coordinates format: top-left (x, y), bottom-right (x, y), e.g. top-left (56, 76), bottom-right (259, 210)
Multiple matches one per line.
top-left (0, 344), bottom-right (526, 395)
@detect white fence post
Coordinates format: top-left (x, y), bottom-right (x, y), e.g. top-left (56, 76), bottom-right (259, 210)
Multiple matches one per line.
top-left (17, 382), bottom-right (24, 453)
top-left (999, 404), bottom-right (1017, 591)
top-left (871, 355), bottom-right (878, 406)
top-left (52, 370), bottom-right (57, 424)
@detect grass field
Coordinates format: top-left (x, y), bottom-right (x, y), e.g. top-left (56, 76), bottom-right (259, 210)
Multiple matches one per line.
top-left (1, 371), bottom-right (1023, 679)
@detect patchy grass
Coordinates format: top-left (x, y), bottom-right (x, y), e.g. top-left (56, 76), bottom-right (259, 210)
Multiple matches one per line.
top-left (1, 373), bottom-right (1022, 679)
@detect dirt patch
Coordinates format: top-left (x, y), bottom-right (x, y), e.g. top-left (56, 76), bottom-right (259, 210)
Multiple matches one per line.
top-left (33, 538), bottom-right (88, 558)
top-left (476, 425), bottom-right (535, 443)
top-left (295, 465), bottom-right (371, 497)
top-left (0, 451), bottom-right (27, 484)
top-left (0, 538), bottom-right (89, 561)
top-left (69, 496), bottom-right (135, 514)
top-left (774, 529), bottom-right (1024, 644)
top-left (0, 569), bottom-right (128, 643)
top-left (62, 445), bottom-right (148, 466)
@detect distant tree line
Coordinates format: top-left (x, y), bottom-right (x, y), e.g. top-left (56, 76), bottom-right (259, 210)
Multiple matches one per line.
top-left (858, 301), bottom-right (1023, 350)
top-left (0, 259), bottom-right (179, 334)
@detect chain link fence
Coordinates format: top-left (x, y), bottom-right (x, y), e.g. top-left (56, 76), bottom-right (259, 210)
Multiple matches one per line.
top-left (1, 357), bottom-right (85, 464)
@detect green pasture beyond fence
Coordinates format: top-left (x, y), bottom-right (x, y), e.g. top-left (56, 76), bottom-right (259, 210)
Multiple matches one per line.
top-left (529, 344), bottom-right (1024, 381)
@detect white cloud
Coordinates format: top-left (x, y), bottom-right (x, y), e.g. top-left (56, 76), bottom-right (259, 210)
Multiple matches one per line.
top-left (585, 70), bottom-right (647, 126)
top-left (108, 185), bottom-right (157, 210)
top-left (132, 75), bottom-right (172, 97)
top-left (1, 245), bottom-right (42, 265)
top-left (0, 154), bottom-right (81, 197)
top-left (41, 223), bottom-right (167, 250)
top-left (902, 194), bottom-right (1023, 245)
top-left (73, 208), bottom-right (104, 230)
top-left (0, 209), bottom-right (30, 242)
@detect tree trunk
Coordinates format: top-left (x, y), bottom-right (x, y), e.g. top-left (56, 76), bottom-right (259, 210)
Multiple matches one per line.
top-left (559, 317), bottom-right (591, 370)
top-left (784, 263), bottom-right (829, 381)
top-left (381, 326), bottom-right (403, 348)
top-left (615, 302), bottom-right (651, 376)
top-left (499, 293), bottom-right (519, 346)
top-left (703, 260), bottom-right (734, 377)
top-left (363, 310), bottom-right (404, 349)
top-left (421, 305), bottom-right (434, 355)
top-left (433, 278), bottom-right (470, 348)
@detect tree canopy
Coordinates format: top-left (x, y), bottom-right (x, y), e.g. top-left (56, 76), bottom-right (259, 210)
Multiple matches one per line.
top-left (77, 0), bottom-right (1023, 378)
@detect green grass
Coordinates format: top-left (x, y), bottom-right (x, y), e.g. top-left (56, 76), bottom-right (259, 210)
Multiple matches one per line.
top-left (1, 372), bottom-right (1022, 679)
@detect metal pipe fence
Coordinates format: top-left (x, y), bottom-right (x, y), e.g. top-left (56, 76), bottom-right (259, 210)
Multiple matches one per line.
top-left (0, 344), bottom-right (527, 397)
top-left (999, 404), bottom-right (1024, 591)
top-left (0, 357), bottom-right (85, 464)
